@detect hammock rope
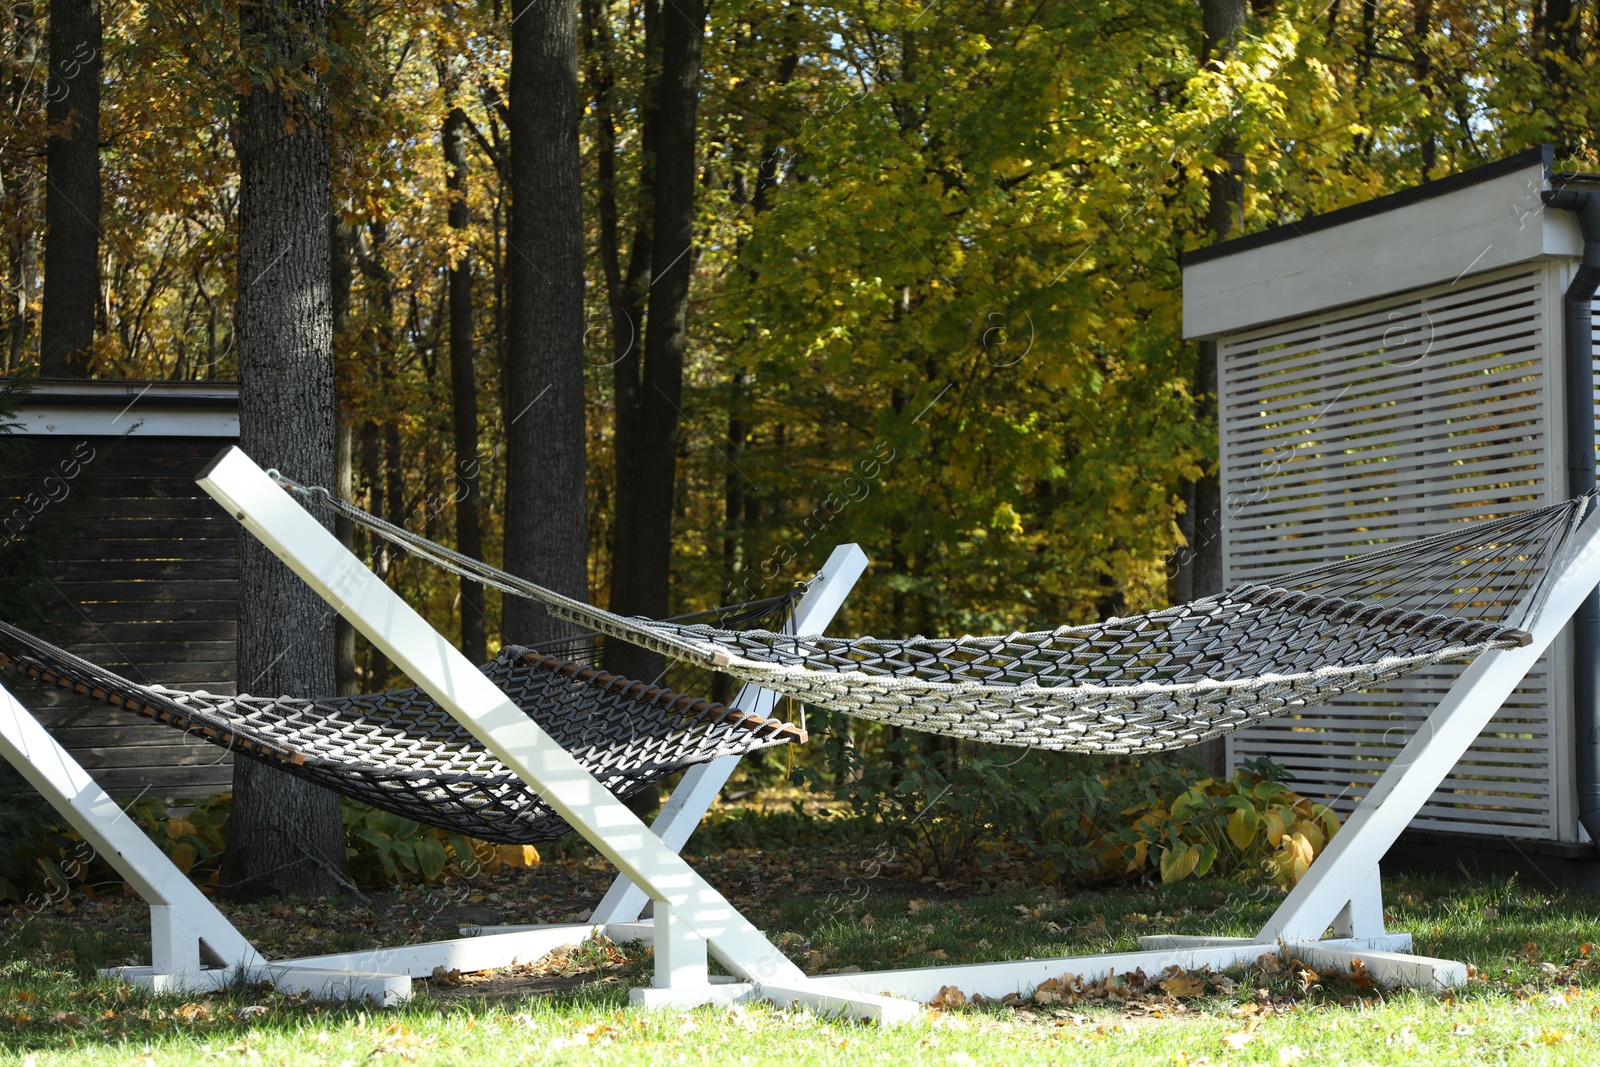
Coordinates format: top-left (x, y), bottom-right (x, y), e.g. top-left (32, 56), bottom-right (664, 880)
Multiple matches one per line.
top-left (274, 468), bottom-right (1599, 755)
top-left (0, 592), bottom-right (801, 844)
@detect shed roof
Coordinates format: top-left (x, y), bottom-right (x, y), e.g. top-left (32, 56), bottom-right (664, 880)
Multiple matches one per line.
top-left (1181, 146), bottom-right (1584, 339)
top-left (8, 379), bottom-right (239, 437)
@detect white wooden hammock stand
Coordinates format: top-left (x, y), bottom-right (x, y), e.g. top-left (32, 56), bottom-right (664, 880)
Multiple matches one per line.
top-left (0, 447), bottom-right (867, 1011)
top-left (9, 444), bottom-right (1600, 1023)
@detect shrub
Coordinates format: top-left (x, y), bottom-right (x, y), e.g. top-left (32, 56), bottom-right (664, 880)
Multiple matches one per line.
top-left (0, 794), bottom-right (539, 903)
top-left (341, 801), bottom-right (538, 886)
top-left (797, 727), bottom-right (1339, 889)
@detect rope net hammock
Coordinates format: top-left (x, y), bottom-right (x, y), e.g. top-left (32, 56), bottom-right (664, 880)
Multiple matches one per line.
top-left (0, 593), bottom-right (800, 844)
top-left (279, 472), bottom-right (1599, 756)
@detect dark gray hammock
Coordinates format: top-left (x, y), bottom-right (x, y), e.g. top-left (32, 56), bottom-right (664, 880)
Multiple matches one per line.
top-left (0, 595), bottom-right (801, 845)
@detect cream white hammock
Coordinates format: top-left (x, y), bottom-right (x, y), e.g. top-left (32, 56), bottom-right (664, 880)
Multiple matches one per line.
top-left (280, 470), bottom-right (1592, 755)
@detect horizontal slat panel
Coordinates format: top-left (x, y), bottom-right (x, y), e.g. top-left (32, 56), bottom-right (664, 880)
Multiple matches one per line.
top-left (1219, 262), bottom-right (1566, 840)
top-left (77, 767), bottom-right (234, 798)
top-left (4, 435), bottom-right (240, 798)
top-left (49, 601), bottom-right (237, 623)
top-left (50, 580), bottom-right (239, 602)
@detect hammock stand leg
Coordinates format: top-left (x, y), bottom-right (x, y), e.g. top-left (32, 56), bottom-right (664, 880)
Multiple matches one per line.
top-left (200, 447), bottom-right (917, 1024)
top-left (276, 548), bottom-right (862, 1004)
top-left (1241, 555), bottom-right (1600, 989)
top-left (469, 543), bottom-right (866, 952)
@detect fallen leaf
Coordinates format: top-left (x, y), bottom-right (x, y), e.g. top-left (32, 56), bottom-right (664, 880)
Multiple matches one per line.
top-left (547, 1021), bottom-right (614, 1051)
top-left (929, 985), bottom-right (968, 1009)
top-left (1161, 974), bottom-right (1207, 998)
top-left (1220, 1030), bottom-right (1253, 1051)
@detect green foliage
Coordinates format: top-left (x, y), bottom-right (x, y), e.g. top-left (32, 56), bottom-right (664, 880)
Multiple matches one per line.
top-left (0, 794), bottom-right (542, 903)
top-left (127, 794), bottom-right (230, 883)
top-left (798, 723), bottom-right (1338, 889)
top-left (339, 801), bottom-right (523, 888)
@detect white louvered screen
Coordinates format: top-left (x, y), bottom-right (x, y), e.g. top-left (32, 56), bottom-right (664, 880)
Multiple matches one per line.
top-left (1219, 262), bottom-right (1572, 840)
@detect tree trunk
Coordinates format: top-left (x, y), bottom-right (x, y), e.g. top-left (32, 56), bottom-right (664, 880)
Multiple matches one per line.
top-left (39, 0), bottom-right (99, 377)
top-left (330, 213), bottom-right (358, 696)
top-left (606, 0), bottom-right (707, 683)
top-left (225, 0), bottom-right (348, 900)
top-left (4, 2), bottom-right (39, 373)
top-left (1182, 0), bottom-right (1248, 779)
top-left (503, 0), bottom-right (588, 647)
top-left (444, 105), bottom-right (487, 664)
top-left (1536, 0), bottom-right (1582, 158)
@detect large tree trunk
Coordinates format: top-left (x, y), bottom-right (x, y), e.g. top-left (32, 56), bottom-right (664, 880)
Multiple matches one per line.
top-left (444, 105), bottom-right (487, 665)
top-left (606, 0), bottom-right (707, 683)
top-left (38, 0), bottom-right (99, 377)
top-left (503, 0), bottom-right (588, 647)
top-left (225, 0), bottom-right (348, 900)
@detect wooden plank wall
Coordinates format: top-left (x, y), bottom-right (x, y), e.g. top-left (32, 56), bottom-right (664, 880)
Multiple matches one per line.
top-left (4, 435), bottom-right (238, 799)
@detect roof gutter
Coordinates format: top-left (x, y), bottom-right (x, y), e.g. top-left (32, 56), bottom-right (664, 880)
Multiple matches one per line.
top-left (1542, 180), bottom-right (1600, 852)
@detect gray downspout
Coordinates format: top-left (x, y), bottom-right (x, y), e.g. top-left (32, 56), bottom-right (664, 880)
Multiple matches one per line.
top-left (1541, 184), bottom-right (1600, 850)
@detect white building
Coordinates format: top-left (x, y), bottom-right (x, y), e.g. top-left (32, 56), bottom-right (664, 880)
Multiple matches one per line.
top-left (1183, 147), bottom-right (1599, 851)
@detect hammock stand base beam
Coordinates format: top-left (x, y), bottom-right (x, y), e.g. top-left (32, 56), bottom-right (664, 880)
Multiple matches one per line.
top-left (200, 445), bottom-right (1600, 1021)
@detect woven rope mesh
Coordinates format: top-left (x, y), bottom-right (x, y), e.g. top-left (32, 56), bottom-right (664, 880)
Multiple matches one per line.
top-left (0, 593), bottom-right (801, 844)
top-left (296, 480), bottom-right (1597, 755)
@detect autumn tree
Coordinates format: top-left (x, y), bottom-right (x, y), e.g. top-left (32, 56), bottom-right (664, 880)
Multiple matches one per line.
top-left (586, 0), bottom-right (710, 680)
top-left (503, 0), bottom-right (588, 646)
top-left (225, 0), bottom-right (348, 899)
top-left (443, 98), bottom-right (486, 664)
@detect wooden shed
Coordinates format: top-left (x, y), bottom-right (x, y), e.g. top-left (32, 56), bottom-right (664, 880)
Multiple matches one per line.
top-left (1182, 147), bottom-right (1598, 850)
top-left (2, 379), bottom-right (239, 798)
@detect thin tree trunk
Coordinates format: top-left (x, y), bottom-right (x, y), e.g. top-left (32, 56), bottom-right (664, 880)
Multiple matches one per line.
top-left (591, 0), bottom-right (657, 677)
top-left (39, 0), bottom-right (99, 377)
top-left (504, 0), bottom-right (588, 647)
top-left (1536, 0), bottom-right (1582, 157)
top-left (4, 2), bottom-right (39, 373)
top-left (225, 0), bottom-right (348, 900)
top-left (606, 0), bottom-right (707, 682)
top-left (444, 105), bottom-right (487, 664)
top-left (330, 212), bottom-right (357, 695)
top-left (358, 418), bottom-right (390, 684)
top-left (720, 42), bottom-right (795, 601)
top-left (1410, 0), bottom-right (1435, 180)
top-left (1182, 0), bottom-right (1248, 778)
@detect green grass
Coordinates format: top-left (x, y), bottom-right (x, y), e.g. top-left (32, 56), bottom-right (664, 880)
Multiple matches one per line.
top-left (1, 871), bottom-right (1597, 1065)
